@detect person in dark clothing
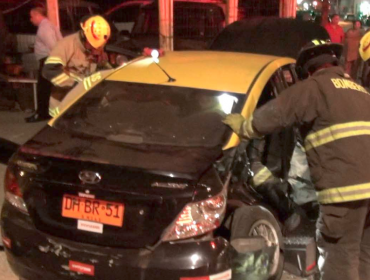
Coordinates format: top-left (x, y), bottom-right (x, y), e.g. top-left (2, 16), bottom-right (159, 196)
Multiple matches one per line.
top-left (25, 7), bottom-right (62, 123)
top-left (27, 58), bottom-right (53, 122)
top-left (247, 138), bottom-right (301, 232)
top-left (224, 39), bottom-right (370, 280)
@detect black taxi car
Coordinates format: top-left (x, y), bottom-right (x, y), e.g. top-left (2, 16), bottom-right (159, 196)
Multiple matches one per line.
top-left (1, 50), bottom-right (317, 280)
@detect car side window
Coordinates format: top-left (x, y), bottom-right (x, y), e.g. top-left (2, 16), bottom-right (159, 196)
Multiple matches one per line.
top-left (257, 79), bottom-right (277, 108)
top-left (60, 10), bottom-right (73, 33)
top-left (174, 6), bottom-right (225, 39)
top-left (61, 6), bottom-right (96, 34)
top-left (132, 8), bottom-right (159, 35)
top-left (110, 5), bottom-right (141, 23)
top-left (258, 67), bottom-right (296, 107)
top-left (133, 4), bottom-right (225, 39)
top-left (254, 71), bottom-right (295, 179)
top-left (3, 3), bottom-right (38, 34)
top-left (272, 67), bottom-right (298, 178)
top-left (279, 64), bottom-right (298, 88)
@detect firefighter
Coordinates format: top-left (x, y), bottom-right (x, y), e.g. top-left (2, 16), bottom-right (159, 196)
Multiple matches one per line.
top-left (42, 15), bottom-right (112, 117)
top-left (224, 39), bottom-right (370, 280)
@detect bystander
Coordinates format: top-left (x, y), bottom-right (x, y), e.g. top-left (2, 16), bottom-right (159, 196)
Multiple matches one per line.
top-left (325, 14), bottom-right (344, 44)
top-left (25, 7), bottom-right (62, 123)
top-left (344, 20), bottom-right (363, 79)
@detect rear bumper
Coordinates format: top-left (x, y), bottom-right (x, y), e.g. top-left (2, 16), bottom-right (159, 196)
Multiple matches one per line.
top-left (1, 202), bottom-right (231, 280)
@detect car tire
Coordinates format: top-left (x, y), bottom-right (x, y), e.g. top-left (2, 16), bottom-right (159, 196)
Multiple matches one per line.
top-left (230, 206), bottom-right (284, 280)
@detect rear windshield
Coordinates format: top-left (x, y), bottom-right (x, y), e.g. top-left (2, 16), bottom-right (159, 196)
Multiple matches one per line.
top-left (53, 81), bottom-right (245, 147)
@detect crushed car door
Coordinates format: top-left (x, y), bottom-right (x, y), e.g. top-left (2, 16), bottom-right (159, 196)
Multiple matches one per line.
top-left (250, 66), bottom-right (296, 184)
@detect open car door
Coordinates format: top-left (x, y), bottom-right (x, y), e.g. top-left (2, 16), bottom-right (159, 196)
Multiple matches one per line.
top-left (210, 17), bottom-right (330, 59)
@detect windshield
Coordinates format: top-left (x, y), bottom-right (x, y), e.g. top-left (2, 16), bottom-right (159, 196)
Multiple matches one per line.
top-left (54, 81), bottom-right (245, 147)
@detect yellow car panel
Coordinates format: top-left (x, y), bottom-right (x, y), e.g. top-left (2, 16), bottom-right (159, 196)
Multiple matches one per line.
top-left (224, 59), bottom-right (295, 149)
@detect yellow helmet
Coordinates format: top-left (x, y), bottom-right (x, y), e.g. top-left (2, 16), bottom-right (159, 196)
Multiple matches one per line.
top-left (81, 15), bottom-right (111, 49)
top-left (360, 32), bottom-right (370, 62)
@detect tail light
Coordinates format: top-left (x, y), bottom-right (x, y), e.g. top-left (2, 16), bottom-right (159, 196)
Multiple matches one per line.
top-left (162, 190), bottom-right (226, 241)
top-left (4, 168), bottom-right (28, 213)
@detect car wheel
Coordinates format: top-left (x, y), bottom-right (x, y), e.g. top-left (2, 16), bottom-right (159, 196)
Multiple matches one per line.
top-left (230, 207), bottom-right (284, 280)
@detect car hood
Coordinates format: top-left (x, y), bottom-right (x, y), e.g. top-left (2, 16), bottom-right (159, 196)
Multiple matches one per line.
top-left (210, 17), bottom-right (330, 58)
top-left (21, 125), bottom-right (223, 180)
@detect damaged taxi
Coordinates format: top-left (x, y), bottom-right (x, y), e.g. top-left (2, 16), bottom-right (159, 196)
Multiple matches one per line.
top-left (1, 49), bottom-right (317, 280)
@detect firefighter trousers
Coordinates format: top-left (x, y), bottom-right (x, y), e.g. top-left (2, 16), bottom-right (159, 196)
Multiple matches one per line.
top-left (36, 58), bottom-right (53, 117)
top-left (316, 199), bottom-right (370, 280)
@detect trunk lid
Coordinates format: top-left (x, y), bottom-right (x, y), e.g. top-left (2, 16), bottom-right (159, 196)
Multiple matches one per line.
top-left (18, 126), bottom-right (221, 248)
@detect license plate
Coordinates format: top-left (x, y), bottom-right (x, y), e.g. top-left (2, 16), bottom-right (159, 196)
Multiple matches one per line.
top-left (62, 194), bottom-right (124, 227)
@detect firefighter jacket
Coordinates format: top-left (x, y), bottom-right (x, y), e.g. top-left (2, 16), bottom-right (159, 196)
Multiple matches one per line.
top-left (241, 66), bottom-right (370, 204)
top-left (42, 32), bottom-right (110, 89)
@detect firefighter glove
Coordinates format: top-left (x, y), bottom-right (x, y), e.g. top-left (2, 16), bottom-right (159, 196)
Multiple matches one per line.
top-left (223, 114), bottom-right (245, 134)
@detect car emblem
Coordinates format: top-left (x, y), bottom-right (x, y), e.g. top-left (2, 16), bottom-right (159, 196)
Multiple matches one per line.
top-left (79, 171), bottom-right (101, 184)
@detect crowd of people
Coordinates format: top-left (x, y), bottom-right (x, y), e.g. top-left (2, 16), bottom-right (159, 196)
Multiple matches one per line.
top-left (299, 12), bottom-right (368, 83)
top-left (322, 13), bottom-right (370, 86)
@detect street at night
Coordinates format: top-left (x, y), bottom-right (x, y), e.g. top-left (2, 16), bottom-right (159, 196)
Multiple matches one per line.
top-left (2, 0), bottom-right (370, 279)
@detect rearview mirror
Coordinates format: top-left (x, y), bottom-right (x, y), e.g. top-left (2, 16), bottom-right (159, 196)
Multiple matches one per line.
top-left (0, 138), bottom-right (19, 165)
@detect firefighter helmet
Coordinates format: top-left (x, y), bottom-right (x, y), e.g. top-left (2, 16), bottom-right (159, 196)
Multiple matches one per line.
top-left (296, 39), bottom-right (343, 79)
top-left (360, 32), bottom-right (370, 62)
top-left (81, 15), bottom-right (111, 49)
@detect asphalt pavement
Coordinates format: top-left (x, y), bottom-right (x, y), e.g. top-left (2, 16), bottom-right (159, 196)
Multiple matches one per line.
top-left (0, 110), bottom-right (312, 280)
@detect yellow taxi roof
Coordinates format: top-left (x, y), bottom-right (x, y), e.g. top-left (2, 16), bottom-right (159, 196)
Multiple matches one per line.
top-left (107, 51), bottom-right (294, 94)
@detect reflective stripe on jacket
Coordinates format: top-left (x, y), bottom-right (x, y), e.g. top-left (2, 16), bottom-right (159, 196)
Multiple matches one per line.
top-left (252, 166), bottom-right (274, 187)
top-left (48, 70), bottom-right (111, 119)
top-left (247, 138), bottom-right (282, 187)
top-left (42, 32), bottom-right (96, 88)
top-left (248, 66), bottom-right (370, 204)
